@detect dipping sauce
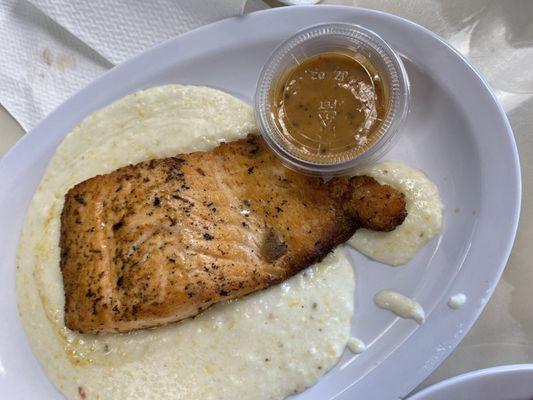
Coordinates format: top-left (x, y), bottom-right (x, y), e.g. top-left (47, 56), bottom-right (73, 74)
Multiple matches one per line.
top-left (272, 52), bottom-right (388, 162)
top-left (256, 23), bottom-right (410, 175)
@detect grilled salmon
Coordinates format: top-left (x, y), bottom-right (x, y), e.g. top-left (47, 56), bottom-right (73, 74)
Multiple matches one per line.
top-left (60, 135), bottom-right (406, 333)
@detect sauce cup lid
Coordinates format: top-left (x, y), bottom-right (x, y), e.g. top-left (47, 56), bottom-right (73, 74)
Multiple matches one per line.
top-left (255, 22), bottom-right (410, 176)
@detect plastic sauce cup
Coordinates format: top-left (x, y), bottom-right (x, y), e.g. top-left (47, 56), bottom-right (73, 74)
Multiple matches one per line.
top-left (255, 23), bottom-right (410, 176)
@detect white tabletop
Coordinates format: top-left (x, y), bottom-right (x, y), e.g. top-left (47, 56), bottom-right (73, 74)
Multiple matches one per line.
top-left (0, 0), bottom-right (531, 394)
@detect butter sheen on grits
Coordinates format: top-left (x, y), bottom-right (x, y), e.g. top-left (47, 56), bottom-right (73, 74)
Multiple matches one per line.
top-left (348, 162), bottom-right (443, 266)
top-left (16, 85), bottom-right (355, 400)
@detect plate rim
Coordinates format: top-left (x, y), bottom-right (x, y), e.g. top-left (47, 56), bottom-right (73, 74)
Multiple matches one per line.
top-left (0, 5), bottom-right (521, 400)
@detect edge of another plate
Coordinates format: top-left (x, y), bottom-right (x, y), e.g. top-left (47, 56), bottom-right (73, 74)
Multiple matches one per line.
top-left (408, 364), bottom-right (533, 400)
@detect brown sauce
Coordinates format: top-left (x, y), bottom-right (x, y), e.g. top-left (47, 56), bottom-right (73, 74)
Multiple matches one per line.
top-left (272, 52), bottom-right (388, 162)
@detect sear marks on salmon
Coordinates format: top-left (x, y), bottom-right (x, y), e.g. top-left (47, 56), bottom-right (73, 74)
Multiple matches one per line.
top-left (60, 135), bottom-right (407, 333)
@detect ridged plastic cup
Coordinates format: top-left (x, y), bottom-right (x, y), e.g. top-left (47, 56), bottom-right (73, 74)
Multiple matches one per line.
top-left (255, 23), bottom-right (410, 176)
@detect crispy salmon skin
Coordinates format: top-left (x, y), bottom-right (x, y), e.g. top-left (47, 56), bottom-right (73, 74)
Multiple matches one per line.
top-left (60, 135), bottom-right (406, 333)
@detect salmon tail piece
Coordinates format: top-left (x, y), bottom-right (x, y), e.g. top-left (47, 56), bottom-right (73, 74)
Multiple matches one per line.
top-left (333, 175), bottom-right (407, 232)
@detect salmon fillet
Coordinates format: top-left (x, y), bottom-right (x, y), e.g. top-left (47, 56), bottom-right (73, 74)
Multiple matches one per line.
top-left (60, 135), bottom-right (406, 333)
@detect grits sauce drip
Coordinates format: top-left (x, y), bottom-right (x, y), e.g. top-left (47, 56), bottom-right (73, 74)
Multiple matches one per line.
top-left (272, 52), bottom-right (388, 162)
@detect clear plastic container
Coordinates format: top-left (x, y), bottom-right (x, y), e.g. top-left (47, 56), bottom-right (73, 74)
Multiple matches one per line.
top-left (255, 23), bottom-right (410, 176)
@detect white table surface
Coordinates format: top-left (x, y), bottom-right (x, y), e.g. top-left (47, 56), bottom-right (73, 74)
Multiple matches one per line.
top-left (0, 0), bottom-right (531, 394)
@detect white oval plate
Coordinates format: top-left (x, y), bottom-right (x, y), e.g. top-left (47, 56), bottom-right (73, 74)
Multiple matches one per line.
top-left (408, 364), bottom-right (533, 400)
top-left (0, 5), bottom-right (520, 400)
